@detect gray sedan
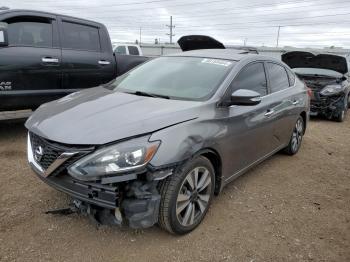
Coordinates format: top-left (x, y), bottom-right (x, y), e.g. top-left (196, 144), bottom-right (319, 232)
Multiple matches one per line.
top-left (26, 49), bottom-right (309, 234)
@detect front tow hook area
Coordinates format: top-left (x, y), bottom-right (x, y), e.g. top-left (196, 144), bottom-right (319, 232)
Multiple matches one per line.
top-left (45, 180), bottom-right (162, 229)
top-left (45, 199), bottom-right (123, 228)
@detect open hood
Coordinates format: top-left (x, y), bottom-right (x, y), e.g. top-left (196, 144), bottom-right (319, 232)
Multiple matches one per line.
top-left (178, 35), bottom-right (225, 51)
top-left (282, 51), bottom-right (348, 74)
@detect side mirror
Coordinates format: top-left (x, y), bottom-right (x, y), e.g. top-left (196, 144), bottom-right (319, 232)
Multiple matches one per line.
top-left (229, 89), bottom-right (262, 106)
top-left (0, 22), bottom-right (8, 47)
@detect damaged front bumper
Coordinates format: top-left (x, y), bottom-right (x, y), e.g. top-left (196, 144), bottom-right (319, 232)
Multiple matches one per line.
top-left (310, 91), bottom-right (345, 117)
top-left (28, 132), bottom-right (174, 229)
top-left (31, 166), bottom-right (171, 229)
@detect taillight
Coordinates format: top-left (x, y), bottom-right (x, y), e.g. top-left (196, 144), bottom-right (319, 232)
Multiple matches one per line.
top-left (304, 82), bottom-right (312, 98)
top-left (307, 88), bottom-right (312, 98)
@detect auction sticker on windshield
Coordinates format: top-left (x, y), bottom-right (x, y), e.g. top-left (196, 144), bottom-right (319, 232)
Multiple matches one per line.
top-left (201, 58), bottom-right (232, 67)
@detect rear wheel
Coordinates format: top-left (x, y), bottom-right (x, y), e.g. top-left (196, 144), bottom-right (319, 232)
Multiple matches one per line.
top-left (158, 156), bottom-right (215, 235)
top-left (284, 116), bottom-right (304, 155)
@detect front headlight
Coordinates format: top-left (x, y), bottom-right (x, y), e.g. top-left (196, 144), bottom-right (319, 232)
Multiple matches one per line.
top-left (320, 85), bottom-right (344, 96)
top-left (68, 136), bottom-right (160, 180)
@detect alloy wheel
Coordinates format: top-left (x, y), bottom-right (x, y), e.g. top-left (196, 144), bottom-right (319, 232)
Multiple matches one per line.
top-left (291, 118), bottom-right (303, 153)
top-left (176, 167), bottom-right (212, 227)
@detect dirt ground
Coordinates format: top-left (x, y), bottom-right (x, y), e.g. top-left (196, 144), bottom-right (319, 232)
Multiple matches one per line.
top-left (0, 116), bottom-right (349, 262)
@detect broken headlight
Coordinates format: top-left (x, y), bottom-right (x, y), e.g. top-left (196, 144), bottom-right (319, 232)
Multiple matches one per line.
top-left (320, 85), bottom-right (344, 96)
top-left (68, 136), bottom-right (160, 180)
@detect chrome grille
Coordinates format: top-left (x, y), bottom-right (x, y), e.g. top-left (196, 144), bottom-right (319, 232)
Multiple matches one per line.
top-left (29, 132), bottom-right (92, 175)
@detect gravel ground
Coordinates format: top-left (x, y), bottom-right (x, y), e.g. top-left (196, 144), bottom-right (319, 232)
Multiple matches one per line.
top-left (0, 117), bottom-right (349, 262)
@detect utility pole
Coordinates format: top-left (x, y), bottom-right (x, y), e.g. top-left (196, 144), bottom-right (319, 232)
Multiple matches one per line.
top-left (166, 16), bottom-right (175, 44)
top-left (276, 26), bottom-right (281, 47)
top-left (139, 27), bottom-right (142, 46)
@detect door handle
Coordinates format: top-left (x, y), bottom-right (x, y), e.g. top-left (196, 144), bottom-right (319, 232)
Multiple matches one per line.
top-left (42, 57), bottom-right (59, 63)
top-left (292, 100), bottom-right (300, 106)
top-left (264, 109), bottom-right (275, 117)
top-left (98, 60), bottom-right (111, 65)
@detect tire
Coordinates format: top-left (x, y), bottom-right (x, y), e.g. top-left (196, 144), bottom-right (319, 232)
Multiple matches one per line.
top-left (334, 108), bottom-right (346, 122)
top-left (334, 97), bottom-right (348, 122)
top-left (284, 116), bottom-right (304, 155)
top-left (158, 156), bottom-right (215, 235)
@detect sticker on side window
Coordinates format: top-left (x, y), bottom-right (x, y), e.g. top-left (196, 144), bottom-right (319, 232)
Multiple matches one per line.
top-left (201, 58), bottom-right (232, 67)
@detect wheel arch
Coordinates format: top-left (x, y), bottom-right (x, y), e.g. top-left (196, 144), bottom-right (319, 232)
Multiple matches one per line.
top-left (192, 148), bottom-right (223, 195)
top-left (300, 111), bottom-right (307, 134)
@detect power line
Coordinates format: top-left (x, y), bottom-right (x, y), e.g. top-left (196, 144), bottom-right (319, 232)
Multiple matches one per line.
top-left (102, 11), bottom-right (350, 30)
top-left (173, 11), bottom-right (350, 29)
top-left (34, 0), bottom-right (338, 13)
top-left (96, 2), bottom-right (350, 23)
top-left (107, 19), bottom-right (350, 33)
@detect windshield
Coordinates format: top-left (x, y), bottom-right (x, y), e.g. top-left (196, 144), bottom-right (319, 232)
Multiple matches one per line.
top-left (293, 68), bottom-right (343, 78)
top-left (109, 56), bottom-right (235, 101)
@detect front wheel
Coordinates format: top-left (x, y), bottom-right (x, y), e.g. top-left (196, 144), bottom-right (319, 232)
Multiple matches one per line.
top-left (334, 108), bottom-right (346, 122)
top-left (284, 116), bottom-right (304, 155)
top-left (158, 156), bottom-right (215, 235)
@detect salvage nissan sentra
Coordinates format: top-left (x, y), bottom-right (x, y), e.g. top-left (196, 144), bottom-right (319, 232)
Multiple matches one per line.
top-left (26, 49), bottom-right (309, 234)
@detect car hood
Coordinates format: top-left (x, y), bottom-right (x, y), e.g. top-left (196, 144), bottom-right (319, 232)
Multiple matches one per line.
top-left (178, 35), bottom-right (225, 51)
top-left (25, 87), bottom-right (201, 145)
top-left (281, 51), bottom-right (348, 74)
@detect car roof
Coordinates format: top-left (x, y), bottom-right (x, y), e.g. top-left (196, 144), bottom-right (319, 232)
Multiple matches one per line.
top-left (166, 49), bottom-right (278, 62)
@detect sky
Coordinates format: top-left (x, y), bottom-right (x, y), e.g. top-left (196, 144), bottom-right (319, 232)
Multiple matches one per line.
top-left (3, 0), bottom-right (350, 48)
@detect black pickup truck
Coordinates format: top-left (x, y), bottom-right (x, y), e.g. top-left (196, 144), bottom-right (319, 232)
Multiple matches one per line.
top-left (0, 9), bottom-right (149, 111)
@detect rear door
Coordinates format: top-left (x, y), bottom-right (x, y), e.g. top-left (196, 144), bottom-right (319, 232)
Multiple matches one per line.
top-left (264, 62), bottom-right (298, 147)
top-left (0, 13), bottom-right (61, 110)
top-left (59, 18), bottom-right (115, 90)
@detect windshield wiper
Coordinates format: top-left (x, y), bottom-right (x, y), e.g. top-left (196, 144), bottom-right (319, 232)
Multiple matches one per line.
top-left (128, 91), bottom-right (170, 99)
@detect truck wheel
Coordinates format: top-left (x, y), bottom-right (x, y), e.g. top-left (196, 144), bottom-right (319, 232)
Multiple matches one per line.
top-left (158, 156), bottom-right (215, 235)
top-left (284, 116), bottom-right (304, 155)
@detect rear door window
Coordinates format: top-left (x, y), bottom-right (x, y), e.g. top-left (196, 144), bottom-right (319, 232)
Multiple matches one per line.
top-left (62, 21), bottom-right (100, 51)
top-left (266, 63), bottom-right (290, 92)
top-left (128, 46), bottom-right (139, 55)
top-left (230, 62), bottom-right (268, 96)
top-left (7, 18), bottom-right (53, 47)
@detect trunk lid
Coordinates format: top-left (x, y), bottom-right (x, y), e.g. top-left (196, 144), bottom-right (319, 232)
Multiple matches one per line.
top-left (282, 51), bottom-right (348, 74)
top-left (178, 35), bottom-right (225, 51)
